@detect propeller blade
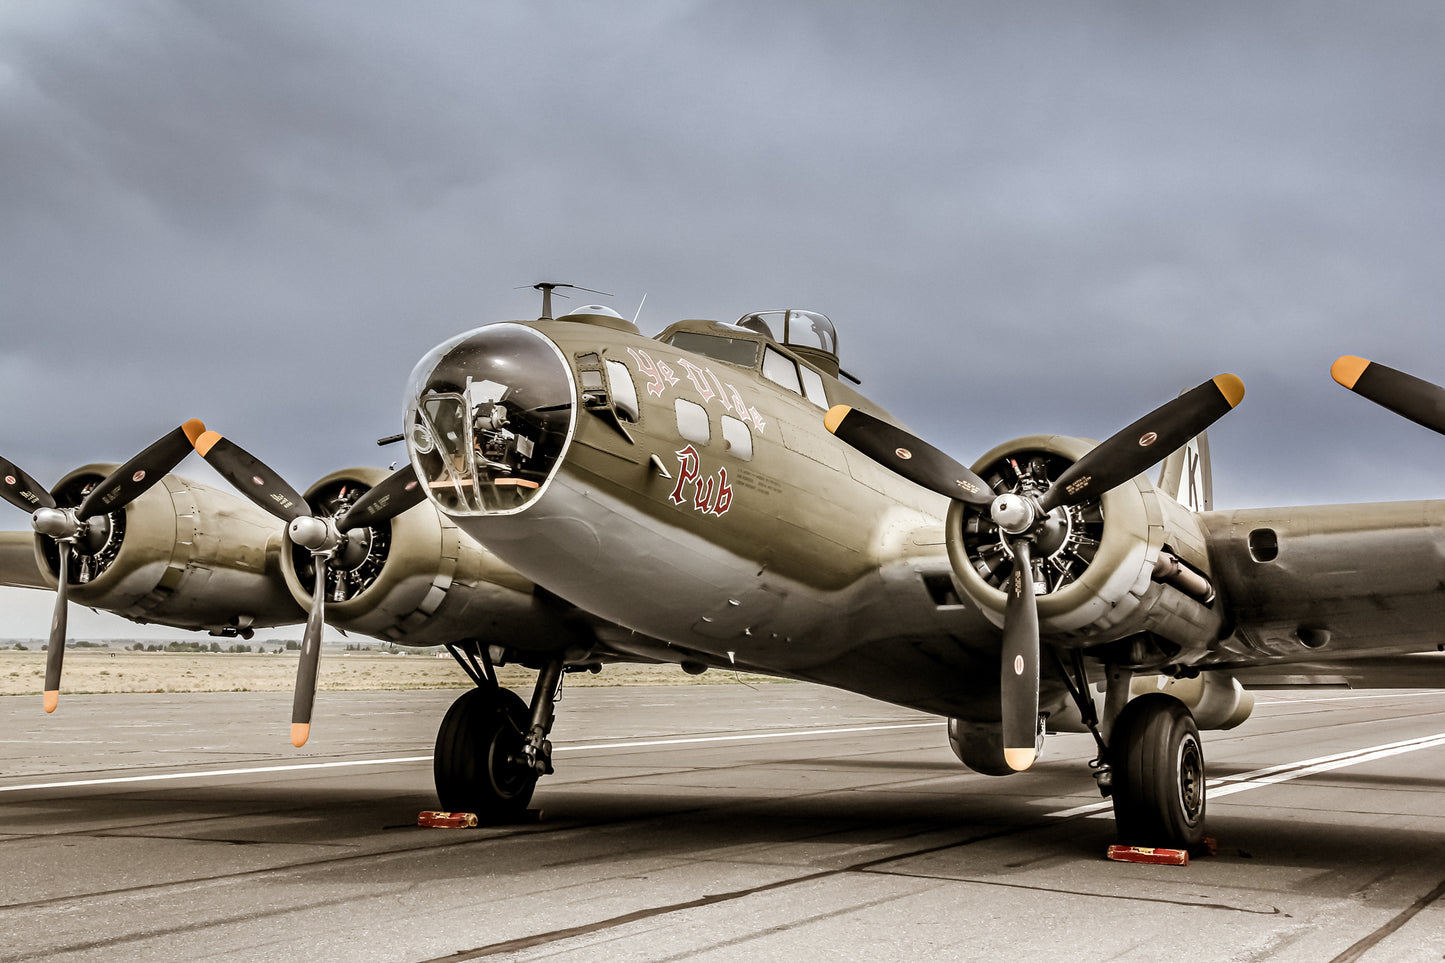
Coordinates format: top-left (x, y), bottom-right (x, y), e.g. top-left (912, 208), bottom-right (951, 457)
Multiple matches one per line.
top-left (1332, 355), bottom-right (1445, 436)
top-left (335, 463), bottom-right (424, 533)
top-left (290, 561), bottom-right (327, 747)
top-left (1000, 538), bottom-right (1040, 771)
top-left (1038, 374), bottom-right (1245, 513)
top-left (824, 405), bottom-right (994, 507)
top-left (192, 430), bottom-right (310, 524)
top-left (0, 458), bottom-right (55, 513)
top-left (44, 542), bottom-right (70, 713)
top-left (75, 420), bottom-right (207, 520)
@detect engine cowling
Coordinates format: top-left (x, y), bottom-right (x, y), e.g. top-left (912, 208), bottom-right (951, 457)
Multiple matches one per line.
top-left (1047, 671), bottom-right (1255, 733)
top-left (281, 468), bottom-right (582, 650)
top-left (945, 435), bottom-right (1224, 666)
top-left (34, 463), bottom-right (303, 634)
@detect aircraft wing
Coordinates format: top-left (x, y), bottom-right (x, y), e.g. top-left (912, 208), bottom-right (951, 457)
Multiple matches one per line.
top-left (1188, 356), bottom-right (1445, 678)
top-left (1227, 651), bottom-right (1445, 689)
top-left (1195, 499), bottom-right (1445, 669)
top-left (0, 530), bottom-right (46, 590)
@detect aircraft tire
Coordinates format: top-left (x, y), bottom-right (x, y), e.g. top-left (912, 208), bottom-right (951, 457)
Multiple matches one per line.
top-left (434, 686), bottom-right (538, 820)
top-left (1109, 693), bottom-right (1205, 848)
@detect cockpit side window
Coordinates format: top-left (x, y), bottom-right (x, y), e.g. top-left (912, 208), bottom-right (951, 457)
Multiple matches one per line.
top-left (762, 346), bottom-right (802, 396)
top-left (606, 360), bottom-right (640, 422)
top-left (798, 365), bottom-right (829, 409)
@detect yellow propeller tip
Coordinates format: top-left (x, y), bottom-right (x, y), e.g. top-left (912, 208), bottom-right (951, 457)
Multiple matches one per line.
top-left (1003, 747), bottom-right (1036, 771)
top-left (1212, 373), bottom-right (1246, 408)
top-left (194, 429), bottom-right (223, 457)
top-left (1331, 355), bottom-right (1371, 390)
top-left (43, 690), bottom-right (58, 713)
top-left (823, 405), bottom-right (853, 435)
top-left (182, 419), bottom-right (207, 446)
top-left (291, 723), bottom-right (311, 748)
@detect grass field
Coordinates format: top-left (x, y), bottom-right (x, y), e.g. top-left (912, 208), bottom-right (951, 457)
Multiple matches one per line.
top-left (0, 648), bottom-right (784, 696)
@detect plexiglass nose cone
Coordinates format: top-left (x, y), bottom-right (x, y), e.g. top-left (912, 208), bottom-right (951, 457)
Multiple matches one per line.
top-left (405, 323), bottom-right (576, 515)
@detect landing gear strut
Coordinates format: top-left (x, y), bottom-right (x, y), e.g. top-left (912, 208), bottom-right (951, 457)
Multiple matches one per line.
top-left (434, 646), bottom-right (567, 821)
top-left (1057, 652), bottom-right (1207, 848)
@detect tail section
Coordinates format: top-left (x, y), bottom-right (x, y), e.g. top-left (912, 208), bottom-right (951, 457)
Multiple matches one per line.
top-left (1156, 431), bottom-right (1212, 512)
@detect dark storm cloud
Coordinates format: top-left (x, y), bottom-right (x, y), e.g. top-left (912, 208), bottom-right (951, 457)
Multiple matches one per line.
top-left (3, 0), bottom-right (1445, 513)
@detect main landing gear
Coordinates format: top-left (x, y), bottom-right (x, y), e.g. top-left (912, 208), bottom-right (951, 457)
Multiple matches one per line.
top-left (1109, 694), bottom-right (1206, 846)
top-left (1056, 651), bottom-right (1207, 848)
top-left (434, 644), bottom-right (566, 821)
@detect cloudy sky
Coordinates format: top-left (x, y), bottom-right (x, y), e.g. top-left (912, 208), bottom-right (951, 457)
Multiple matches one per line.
top-left (4, 1), bottom-right (1445, 635)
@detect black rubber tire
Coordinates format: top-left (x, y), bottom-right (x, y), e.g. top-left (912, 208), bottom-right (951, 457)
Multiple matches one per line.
top-left (434, 686), bottom-right (537, 821)
top-left (1109, 694), bottom-right (1206, 848)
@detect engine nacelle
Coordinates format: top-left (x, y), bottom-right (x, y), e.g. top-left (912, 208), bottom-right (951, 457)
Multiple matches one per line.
top-left (1049, 671), bottom-right (1255, 732)
top-left (35, 464), bottom-right (303, 634)
top-left (1135, 673), bottom-right (1254, 730)
top-left (947, 718), bottom-right (1021, 776)
top-left (282, 468), bottom-right (582, 650)
top-left (945, 435), bottom-right (1224, 665)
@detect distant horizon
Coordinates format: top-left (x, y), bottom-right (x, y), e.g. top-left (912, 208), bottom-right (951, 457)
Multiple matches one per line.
top-left (0, 584), bottom-right (338, 644)
top-left (0, 635), bottom-right (438, 649)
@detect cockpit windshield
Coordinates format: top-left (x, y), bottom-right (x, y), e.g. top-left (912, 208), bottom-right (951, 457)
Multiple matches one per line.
top-left (664, 330), bottom-right (761, 367)
top-left (405, 323), bottom-right (576, 515)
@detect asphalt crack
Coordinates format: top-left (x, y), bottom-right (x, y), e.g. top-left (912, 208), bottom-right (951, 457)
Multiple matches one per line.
top-left (1328, 874), bottom-right (1445, 963)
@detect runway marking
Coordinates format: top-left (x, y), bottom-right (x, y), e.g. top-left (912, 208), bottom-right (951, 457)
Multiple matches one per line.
top-left (0, 756), bottom-right (435, 793)
top-left (551, 721), bottom-right (937, 753)
top-left (1258, 690), bottom-right (1440, 705)
top-left (0, 722), bottom-right (938, 794)
top-left (1208, 730), bottom-right (1445, 799)
top-left (1046, 730), bottom-right (1445, 818)
top-left (1257, 690), bottom-right (1445, 716)
top-left (7, 719), bottom-right (1441, 813)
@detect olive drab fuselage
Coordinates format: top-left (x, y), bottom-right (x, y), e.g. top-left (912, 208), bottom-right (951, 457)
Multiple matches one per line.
top-left (404, 309), bottom-right (1445, 723)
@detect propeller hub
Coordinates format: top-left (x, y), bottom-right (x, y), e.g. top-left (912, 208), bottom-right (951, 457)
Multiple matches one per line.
top-left (990, 493), bottom-right (1037, 535)
top-left (289, 515), bottom-right (337, 553)
top-left (32, 507), bottom-right (80, 540)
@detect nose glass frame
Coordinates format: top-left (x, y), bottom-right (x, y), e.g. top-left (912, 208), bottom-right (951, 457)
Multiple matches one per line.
top-left (406, 323), bottom-right (577, 516)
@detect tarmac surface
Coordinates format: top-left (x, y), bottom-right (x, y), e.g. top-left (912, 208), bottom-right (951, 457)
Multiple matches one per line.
top-left (2, 682), bottom-right (1444, 962)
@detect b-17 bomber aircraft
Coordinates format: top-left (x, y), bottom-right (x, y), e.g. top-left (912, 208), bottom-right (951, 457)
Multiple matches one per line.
top-left (384, 286), bottom-right (1445, 848)
top-left (9, 284), bottom-right (1445, 849)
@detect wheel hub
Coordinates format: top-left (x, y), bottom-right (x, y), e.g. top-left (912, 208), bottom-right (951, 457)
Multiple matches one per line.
top-left (1177, 734), bottom-right (1204, 821)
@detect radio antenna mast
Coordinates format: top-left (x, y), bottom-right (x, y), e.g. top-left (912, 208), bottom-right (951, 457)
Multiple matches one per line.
top-left (527, 282), bottom-right (613, 320)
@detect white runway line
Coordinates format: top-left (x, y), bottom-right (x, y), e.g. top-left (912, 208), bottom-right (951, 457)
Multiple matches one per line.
top-left (0, 755), bottom-right (436, 793)
top-left (6, 720), bottom-right (1442, 815)
top-left (1046, 729), bottom-right (1445, 818)
top-left (1207, 730), bottom-right (1445, 799)
top-left (0, 722), bottom-right (938, 794)
top-left (551, 721), bottom-right (938, 753)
